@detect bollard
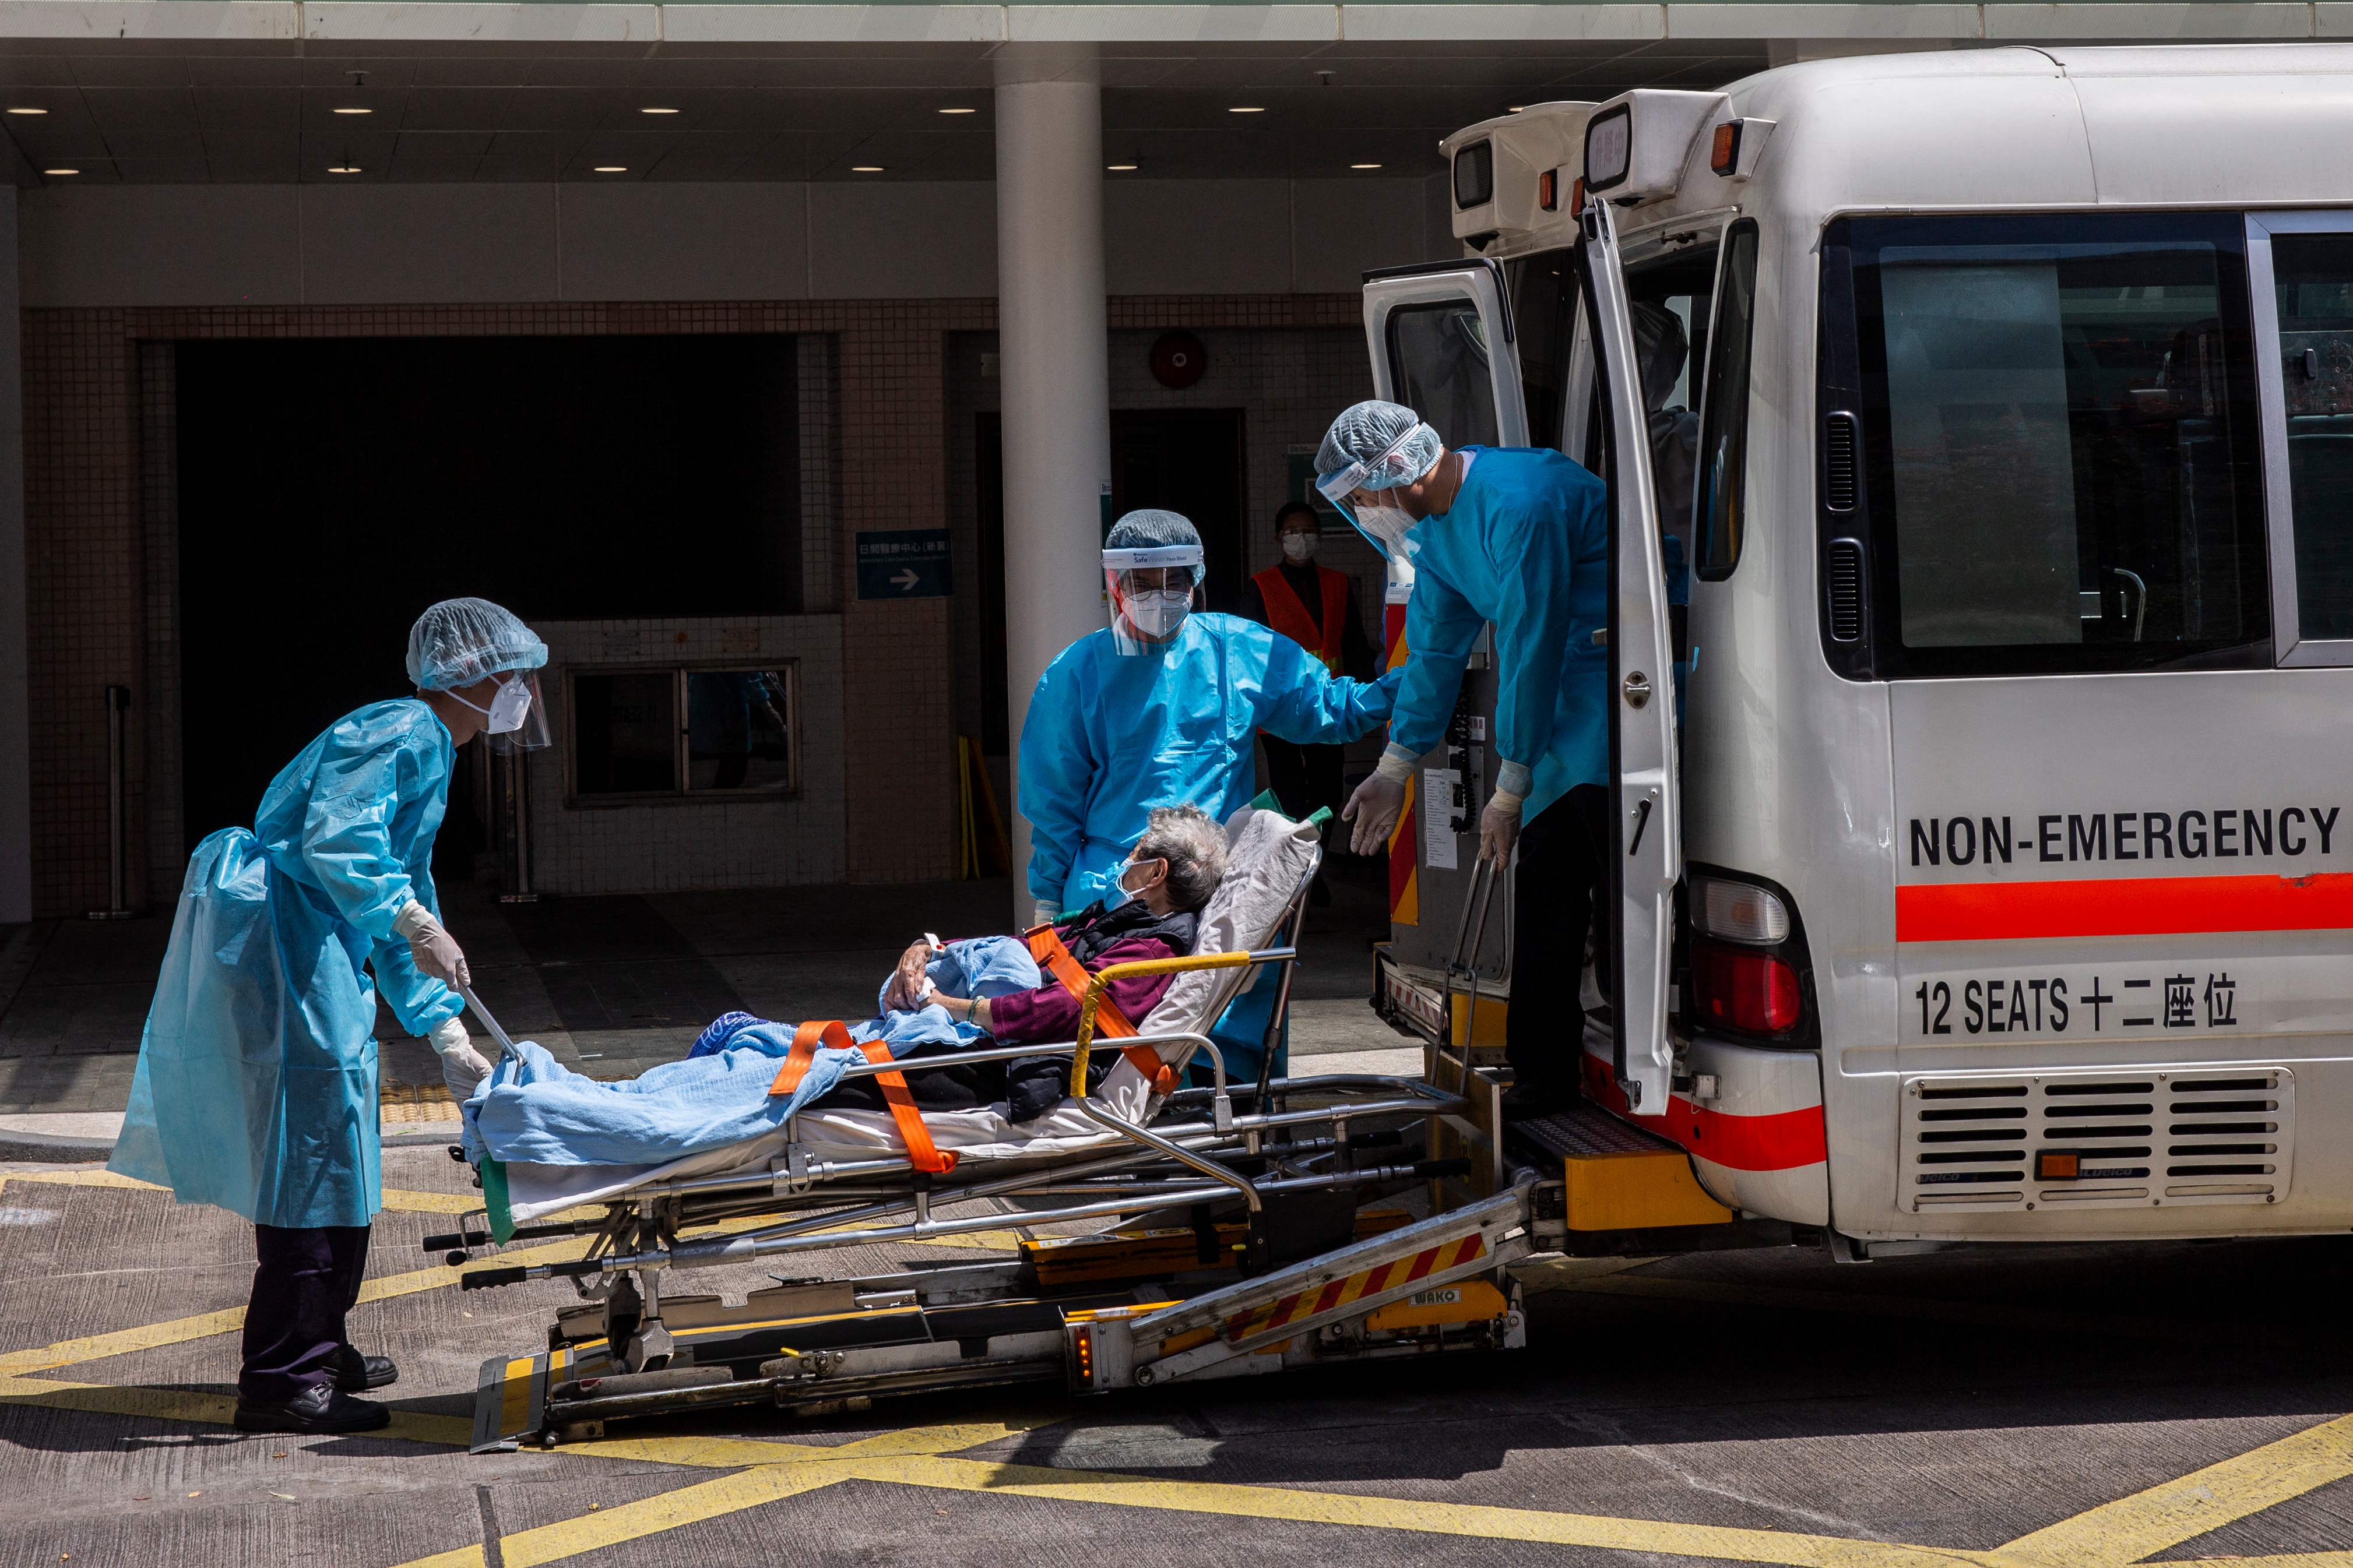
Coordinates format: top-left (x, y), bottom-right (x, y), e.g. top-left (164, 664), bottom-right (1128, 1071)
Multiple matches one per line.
top-left (85, 685), bottom-right (133, 921)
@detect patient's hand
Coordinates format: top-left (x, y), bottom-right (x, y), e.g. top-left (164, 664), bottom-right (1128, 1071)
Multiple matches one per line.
top-left (884, 940), bottom-right (934, 1012)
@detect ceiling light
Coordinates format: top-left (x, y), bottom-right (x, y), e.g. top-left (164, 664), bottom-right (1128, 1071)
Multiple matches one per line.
top-left (1228, 105), bottom-right (1264, 114)
top-left (1351, 162), bottom-right (1382, 170)
top-left (7, 107), bottom-right (47, 116)
top-left (639, 107), bottom-right (678, 115)
top-left (851, 165), bottom-right (884, 172)
top-left (1506, 105), bottom-right (1526, 113)
top-left (325, 166), bottom-right (360, 175)
top-left (938, 107), bottom-right (976, 115)
top-left (332, 107), bottom-right (371, 115)
top-left (593, 165), bottom-right (627, 173)
top-left (43, 167), bottom-right (76, 176)
top-left (1106, 163), bottom-right (1137, 171)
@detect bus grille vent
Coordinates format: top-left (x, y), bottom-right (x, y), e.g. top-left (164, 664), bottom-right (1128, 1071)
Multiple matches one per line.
top-left (1898, 1067), bottom-right (2293, 1214)
top-left (1826, 541), bottom-right (1865, 642)
top-left (1823, 412), bottom-right (1859, 512)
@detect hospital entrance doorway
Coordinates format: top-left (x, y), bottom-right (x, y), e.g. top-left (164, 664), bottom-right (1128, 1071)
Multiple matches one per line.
top-left (173, 333), bottom-right (806, 862)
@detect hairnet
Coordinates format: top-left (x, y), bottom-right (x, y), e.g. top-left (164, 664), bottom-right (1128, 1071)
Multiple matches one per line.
top-left (1316, 400), bottom-right (1443, 494)
top-left (407, 597), bottom-right (548, 692)
top-left (1105, 509), bottom-right (1207, 587)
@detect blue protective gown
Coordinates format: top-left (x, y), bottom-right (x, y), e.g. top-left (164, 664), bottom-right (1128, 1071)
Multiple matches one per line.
top-left (1391, 447), bottom-right (1610, 822)
top-left (110, 699), bottom-right (467, 1229)
top-left (1019, 611), bottom-right (1397, 912)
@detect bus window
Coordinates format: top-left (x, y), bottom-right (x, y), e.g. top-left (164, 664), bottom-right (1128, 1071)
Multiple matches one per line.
top-left (1506, 250), bottom-right (1577, 453)
top-left (1626, 241), bottom-right (1719, 607)
top-left (1832, 212), bottom-right (2268, 678)
top-left (1387, 302), bottom-right (1501, 450)
top-left (1695, 222), bottom-right (1759, 581)
top-left (2269, 231), bottom-right (2353, 640)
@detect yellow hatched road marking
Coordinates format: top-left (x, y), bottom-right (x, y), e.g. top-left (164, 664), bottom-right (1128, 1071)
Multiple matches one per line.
top-left (399, 1461), bottom-right (851, 1568)
top-left (0, 1371), bottom-right (475, 1447)
top-left (1, 1168), bottom-right (504, 1215)
top-left (1997, 1411), bottom-right (2353, 1567)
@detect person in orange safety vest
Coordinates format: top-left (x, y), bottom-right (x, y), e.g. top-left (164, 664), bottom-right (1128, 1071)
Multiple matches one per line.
top-left (1241, 502), bottom-right (1377, 903)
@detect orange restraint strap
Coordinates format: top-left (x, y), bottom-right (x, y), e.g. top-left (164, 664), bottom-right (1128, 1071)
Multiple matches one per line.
top-left (767, 1019), bottom-right (956, 1175)
top-left (1025, 926), bottom-right (1180, 1096)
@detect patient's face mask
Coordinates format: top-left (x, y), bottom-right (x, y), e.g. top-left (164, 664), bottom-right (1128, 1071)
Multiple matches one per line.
top-left (1112, 856), bottom-right (1166, 908)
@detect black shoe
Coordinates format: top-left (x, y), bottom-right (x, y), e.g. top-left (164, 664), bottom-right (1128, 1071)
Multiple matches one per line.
top-left (328, 1345), bottom-right (398, 1392)
top-left (234, 1383), bottom-right (392, 1435)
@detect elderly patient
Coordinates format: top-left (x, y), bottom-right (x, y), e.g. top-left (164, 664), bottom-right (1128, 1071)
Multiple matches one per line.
top-left (463, 805), bottom-right (1228, 1168)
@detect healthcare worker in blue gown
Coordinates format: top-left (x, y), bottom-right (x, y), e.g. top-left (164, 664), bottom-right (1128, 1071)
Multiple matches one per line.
top-left (1018, 509), bottom-right (1399, 1083)
top-left (109, 598), bottom-right (550, 1435)
top-left (1317, 400), bottom-right (1610, 1121)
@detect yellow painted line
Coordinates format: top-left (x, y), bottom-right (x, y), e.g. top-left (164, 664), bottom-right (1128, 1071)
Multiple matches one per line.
top-left (1998, 1411), bottom-right (2353, 1567)
top-left (0, 1170), bottom-right (160, 1193)
top-left (396, 1461), bottom-right (854, 1568)
top-left (562, 1418), bottom-right (1051, 1471)
top-left (850, 1454), bottom-right (2001, 1567)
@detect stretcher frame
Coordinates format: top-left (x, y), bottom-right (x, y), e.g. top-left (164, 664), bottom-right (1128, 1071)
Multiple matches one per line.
top-left (435, 847), bottom-right (1540, 1451)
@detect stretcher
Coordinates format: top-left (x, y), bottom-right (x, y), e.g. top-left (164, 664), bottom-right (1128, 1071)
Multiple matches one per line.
top-left (429, 808), bottom-right (1735, 1451)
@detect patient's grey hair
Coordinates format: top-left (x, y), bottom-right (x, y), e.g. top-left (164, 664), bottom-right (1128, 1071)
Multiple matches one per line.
top-left (1136, 804), bottom-right (1227, 912)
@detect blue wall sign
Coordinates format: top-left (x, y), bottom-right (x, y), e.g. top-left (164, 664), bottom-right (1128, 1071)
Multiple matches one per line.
top-left (855, 528), bottom-right (955, 600)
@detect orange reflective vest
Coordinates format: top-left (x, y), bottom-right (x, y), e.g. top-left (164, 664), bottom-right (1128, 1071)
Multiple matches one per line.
top-left (1025, 926), bottom-right (1181, 1097)
top-left (1252, 564), bottom-right (1349, 676)
top-left (767, 1019), bottom-right (955, 1174)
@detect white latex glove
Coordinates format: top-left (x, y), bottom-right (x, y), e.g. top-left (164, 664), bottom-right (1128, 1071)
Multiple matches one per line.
top-left (395, 899), bottom-right (470, 989)
top-left (429, 1015), bottom-right (492, 1102)
top-left (1479, 787), bottom-right (1525, 866)
top-left (1031, 900), bottom-right (1059, 929)
top-left (1342, 753), bottom-right (1416, 857)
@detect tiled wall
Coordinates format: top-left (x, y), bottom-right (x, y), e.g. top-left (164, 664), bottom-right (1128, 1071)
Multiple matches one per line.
top-left (526, 616), bottom-right (849, 894)
top-left (20, 301), bottom-right (969, 916)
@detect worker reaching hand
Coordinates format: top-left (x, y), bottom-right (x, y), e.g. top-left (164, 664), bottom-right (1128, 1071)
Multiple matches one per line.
top-left (109, 597), bottom-right (550, 1436)
top-left (1018, 508), bottom-right (1399, 1081)
top-left (1318, 400), bottom-right (1610, 1120)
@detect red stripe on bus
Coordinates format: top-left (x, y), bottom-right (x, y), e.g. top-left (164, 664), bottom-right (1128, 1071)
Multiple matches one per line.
top-left (1895, 872), bottom-right (2353, 943)
top-left (1580, 1056), bottom-right (1827, 1172)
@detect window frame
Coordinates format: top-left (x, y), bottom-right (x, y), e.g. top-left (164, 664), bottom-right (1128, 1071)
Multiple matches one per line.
top-left (563, 660), bottom-right (801, 808)
top-left (2247, 209), bottom-right (2353, 668)
top-left (1832, 209), bottom-right (2273, 681)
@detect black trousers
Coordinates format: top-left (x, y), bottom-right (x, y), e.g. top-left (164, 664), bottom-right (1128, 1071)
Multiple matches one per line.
top-left (241, 1223), bottom-right (371, 1402)
top-left (1260, 735), bottom-right (1346, 826)
top-left (1506, 784), bottom-right (1612, 1098)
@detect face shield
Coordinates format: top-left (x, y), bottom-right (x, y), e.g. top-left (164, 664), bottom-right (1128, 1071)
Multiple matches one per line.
top-left (1102, 544), bottom-right (1203, 656)
top-left (1315, 419), bottom-right (1438, 565)
top-left (455, 669), bottom-right (553, 754)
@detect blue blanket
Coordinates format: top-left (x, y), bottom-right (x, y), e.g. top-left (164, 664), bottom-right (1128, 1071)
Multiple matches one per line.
top-left (462, 936), bottom-right (1042, 1167)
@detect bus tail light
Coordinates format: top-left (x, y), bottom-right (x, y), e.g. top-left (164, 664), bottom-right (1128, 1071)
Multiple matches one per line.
top-left (1692, 939), bottom-right (1801, 1034)
top-left (1683, 868), bottom-right (1815, 1044)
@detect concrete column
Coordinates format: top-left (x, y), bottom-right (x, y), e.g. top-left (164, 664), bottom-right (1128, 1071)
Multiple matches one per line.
top-left (0, 189), bottom-right (27, 924)
top-left (994, 42), bottom-right (1110, 924)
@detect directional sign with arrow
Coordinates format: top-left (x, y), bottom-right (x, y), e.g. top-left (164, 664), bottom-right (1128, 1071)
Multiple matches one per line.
top-left (855, 528), bottom-right (955, 601)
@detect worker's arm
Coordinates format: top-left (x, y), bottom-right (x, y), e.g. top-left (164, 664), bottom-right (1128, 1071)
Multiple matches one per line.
top-left (1485, 482), bottom-right (1589, 797)
top-left (299, 713), bottom-right (465, 1037)
top-left (1253, 623), bottom-right (1399, 745)
top-left (1017, 653), bottom-right (1095, 907)
top-left (1384, 563), bottom-right (1483, 760)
